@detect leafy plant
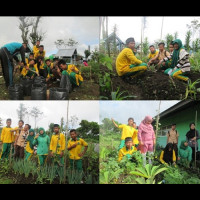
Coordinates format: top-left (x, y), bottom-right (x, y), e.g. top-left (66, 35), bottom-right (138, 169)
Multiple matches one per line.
top-left (111, 87), bottom-right (137, 100)
top-left (185, 78), bottom-right (200, 100)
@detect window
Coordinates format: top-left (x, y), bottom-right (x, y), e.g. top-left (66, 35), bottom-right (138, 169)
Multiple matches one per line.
top-left (158, 125), bottom-right (171, 137)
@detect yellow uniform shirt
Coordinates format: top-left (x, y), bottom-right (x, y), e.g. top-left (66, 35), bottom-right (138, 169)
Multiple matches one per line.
top-left (34, 50), bottom-right (46, 59)
top-left (1, 127), bottom-right (14, 143)
top-left (33, 45), bottom-right (39, 55)
top-left (68, 138), bottom-right (88, 160)
top-left (118, 146), bottom-right (137, 162)
top-left (21, 64), bottom-right (39, 77)
top-left (50, 133), bottom-right (66, 155)
top-left (160, 150), bottom-right (176, 164)
top-left (25, 141), bottom-right (34, 154)
top-left (118, 124), bottom-right (135, 140)
top-left (132, 129), bottom-right (139, 145)
top-left (148, 50), bottom-right (159, 60)
top-left (116, 48), bottom-right (143, 76)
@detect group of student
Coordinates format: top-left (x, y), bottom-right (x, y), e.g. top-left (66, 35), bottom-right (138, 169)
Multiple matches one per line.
top-left (0, 41), bottom-right (83, 88)
top-left (0, 118), bottom-right (88, 171)
top-left (112, 117), bottom-right (200, 168)
top-left (116, 37), bottom-right (191, 82)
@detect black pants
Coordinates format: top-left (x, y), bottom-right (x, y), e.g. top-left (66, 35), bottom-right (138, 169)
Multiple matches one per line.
top-left (0, 48), bottom-right (14, 87)
top-left (39, 68), bottom-right (48, 79)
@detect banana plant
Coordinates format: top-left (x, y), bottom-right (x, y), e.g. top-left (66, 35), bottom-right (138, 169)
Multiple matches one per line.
top-left (185, 79), bottom-right (200, 100)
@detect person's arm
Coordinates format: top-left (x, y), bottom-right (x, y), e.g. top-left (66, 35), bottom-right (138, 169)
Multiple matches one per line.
top-left (0, 128), bottom-right (5, 143)
top-left (33, 134), bottom-right (39, 146)
top-left (79, 139), bottom-right (88, 157)
top-left (111, 118), bottom-right (119, 128)
top-left (137, 126), bottom-right (144, 145)
top-left (67, 142), bottom-right (77, 150)
top-left (19, 46), bottom-right (26, 65)
top-left (176, 132), bottom-right (179, 144)
top-left (160, 151), bottom-right (166, 164)
top-left (150, 53), bottom-right (158, 62)
top-left (118, 149), bottom-right (123, 162)
top-left (126, 49), bottom-right (142, 65)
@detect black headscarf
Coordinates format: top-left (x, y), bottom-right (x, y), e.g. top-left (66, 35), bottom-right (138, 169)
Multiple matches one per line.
top-left (186, 123), bottom-right (196, 140)
top-left (163, 143), bottom-right (174, 164)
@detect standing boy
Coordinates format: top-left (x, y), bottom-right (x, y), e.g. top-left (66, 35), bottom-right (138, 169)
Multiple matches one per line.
top-left (50, 124), bottom-right (66, 166)
top-left (0, 119), bottom-right (14, 160)
top-left (67, 129), bottom-right (88, 172)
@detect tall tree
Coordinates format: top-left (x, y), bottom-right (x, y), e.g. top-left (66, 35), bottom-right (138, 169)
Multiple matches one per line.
top-left (185, 30), bottom-right (192, 51)
top-left (66, 38), bottom-right (78, 47)
top-left (165, 33), bottom-right (174, 51)
top-left (18, 17), bottom-right (33, 44)
top-left (84, 49), bottom-right (91, 60)
top-left (69, 115), bottom-right (79, 129)
top-left (143, 37), bottom-right (149, 55)
top-left (17, 103), bottom-right (27, 121)
top-left (29, 16), bottom-right (46, 45)
top-left (30, 107), bottom-right (43, 129)
top-left (54, 39), bottom-right (65, 49)
top-left (187, 19), bottom-right (200, 39)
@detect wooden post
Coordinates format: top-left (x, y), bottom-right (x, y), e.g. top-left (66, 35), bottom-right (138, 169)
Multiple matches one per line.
top-left (64, 100), bottom-right (69, 183)
top-left (160, 17), bottom-right (164, 41)
top-left (154, 101), bottom-right (161, 154)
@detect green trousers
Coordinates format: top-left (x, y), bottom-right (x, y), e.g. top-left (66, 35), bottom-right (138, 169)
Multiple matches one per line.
top-left (0, 143), bottom-right (12, 160)
top-left (70, 159), bottom-right (83, 171)
top-left (37, 155), bottom-right (48, 166)
top-left (25, 151), bottom-right (33, 161)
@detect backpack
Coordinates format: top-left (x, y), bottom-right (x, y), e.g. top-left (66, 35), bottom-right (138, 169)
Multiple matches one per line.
top-left (168, 130), bottom-right (178, 137)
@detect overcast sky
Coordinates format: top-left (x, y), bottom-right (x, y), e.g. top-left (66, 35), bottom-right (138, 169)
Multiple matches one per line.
top-left (104, 16), bottom-right (199, 45)
top-left (0, 101), bottom-right (99, 130)
top-left (0, 16), bottom-right (99, 56)
top-left (100, 100), bottom-right (180, 126)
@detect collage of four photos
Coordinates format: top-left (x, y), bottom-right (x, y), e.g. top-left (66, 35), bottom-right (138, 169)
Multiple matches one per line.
top-left (0, 16), bottom-right (200, 184)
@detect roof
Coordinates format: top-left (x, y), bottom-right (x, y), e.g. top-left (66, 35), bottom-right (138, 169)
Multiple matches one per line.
top-left (156, 100), bottom-right (199, 120)
top-left (55, 49), bottom-right (77, 57)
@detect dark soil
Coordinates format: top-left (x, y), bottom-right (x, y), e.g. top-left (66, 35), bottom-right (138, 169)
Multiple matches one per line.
top-left (100, 64), bottom-right (200, 100)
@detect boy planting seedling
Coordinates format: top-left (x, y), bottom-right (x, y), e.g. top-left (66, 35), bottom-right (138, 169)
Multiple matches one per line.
top-left (50, 124), bottom-right (66, 166)
top-left (67, 129), bottom-right (88, 172)
top-left (118, 137), bottom-right (137, 162)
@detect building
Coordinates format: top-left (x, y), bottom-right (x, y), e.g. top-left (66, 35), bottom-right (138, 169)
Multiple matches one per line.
top-left (156, 101), bottom-right (200, 148)
top-left (55, 48), bottom-right (78, 64)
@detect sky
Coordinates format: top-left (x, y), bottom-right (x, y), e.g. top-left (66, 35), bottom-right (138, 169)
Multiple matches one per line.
top-left (99, 100), bottom-right (180, 126)
top-left (0, 16), bottom-right (99, 57)
top-left (104, 16), bottom-right (200, 45)
top-left (0, 101), bottom-right (99, 130)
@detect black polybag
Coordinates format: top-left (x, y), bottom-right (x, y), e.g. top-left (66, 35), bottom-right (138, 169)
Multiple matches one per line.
top-left (49, 88), bottom-right (69, 100)
top-left (33, 76), bottom-right (46, 87)
top-left (59, 74), bottom-right (72, 93)
top-left (8, 84), bottom-right (24, 100)
top-left (31, 84), bottom-right (47, 100)
top-left (20, 78), bottom-right (33, 96)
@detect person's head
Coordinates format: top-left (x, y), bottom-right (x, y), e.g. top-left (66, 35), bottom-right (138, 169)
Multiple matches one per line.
top-left (126, 37), bottom-right (135, 50)
top-left (190, 123), bottom-right (195, 130)
top-left (39, 45), bottom-right (44, 52)
top-left (22, 43), bottom-right (27, 50)
top-left (58, 59), bottom-right (67, 70)
top-left (169, 42), bottom-right (174, 53)
top-left (36, 40), bottom-right (40, 46)
top-left (128, 117), bottom-right (134, 126)
top-left (184, 141), bottom-right (188, 147)
top-left (172, 39), bottom-right (183, 50)
top-left (149, 45), bottom-right (155, 53)
top-left (18, 120), bottom-right (24, 128)
top-left (166, 143), bottom-right (173, 152)
top-left (53, 58), bottom-right (59, 63)
top-left (125, 137), bottom-right (133, 149)
top-left (70, 129), bottom-right (77, 140)
top-left (53, 124), bottom-right (60, 134)
top-left (144, 116), bottom-right (153, 124)
top-left (24, 124), bottom-right (31, 131)
top-left (45, 59), bottom-right (51, 66)
top-left (37, 56), bottom-right (44, 63)
top-left (29, 59), bottom-right (36, 66)
top-left (158, 42), bottom-right (165, 51)
top-left (29, 129), bottom-right (35, 136)
top-left (29, 53), bottom-right (34, 60)
top-left (171, 124), bottom-right (176, 130)
top-left (6, 119), bottom-right (12, 127)
top-left (39, 128), bottom-right (45, 135)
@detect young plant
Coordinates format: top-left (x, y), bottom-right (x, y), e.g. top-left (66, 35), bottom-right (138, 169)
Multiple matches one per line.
top-left (185, 78), bottom-right (200, 100)
top-left (111, 87), bottom-right (136, 100)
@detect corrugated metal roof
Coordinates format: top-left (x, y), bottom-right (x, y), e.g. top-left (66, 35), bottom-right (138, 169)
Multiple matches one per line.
top-left (55, 49), bottom-right (77, 57)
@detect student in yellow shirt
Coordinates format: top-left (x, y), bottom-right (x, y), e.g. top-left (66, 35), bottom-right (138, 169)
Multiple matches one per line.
top-left (0, 119), bottom-right (14, 160)
top-left (116, 37), bottom-right (147, 79)
top-left (160, 143), bottom-right (176, 166)
top-left (33, 40), bottom-right (40, 56)
top-left (21, 59), bottom-right (39, 79)
top-left (67, 129), bottom-right (88, 171)
top-left (25, 129), bottom-right (35, 161)
top-left (26, 53), bottom-right (35, 65)
top-left (133, 122), bottom-right (139, 148)
top-left (37, 56), bottom-right (47, 78)
top-left (35, 45), bottom-right (46, 60)
top-left (50, 124), bottom-right (66, 166)
top-left (112, 117), bottom-right (137, 150)
top-left (147, 45), bottom-right (159, 64)
top-left (118, 137), bottom-right (137, 162)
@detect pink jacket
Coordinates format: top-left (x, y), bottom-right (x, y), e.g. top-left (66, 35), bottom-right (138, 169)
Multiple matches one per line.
top-left (138, 120), bottom-right (155, 143)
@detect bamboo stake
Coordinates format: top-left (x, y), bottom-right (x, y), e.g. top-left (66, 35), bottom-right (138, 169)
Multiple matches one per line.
top-left (160, 17), bottom-right (164, 41)
top-left (195, 110), bottom-right (198, 168)
top-left (154, 101), bottom-right (162, 154)
top-left (64, 100), bottom-right (69, 183)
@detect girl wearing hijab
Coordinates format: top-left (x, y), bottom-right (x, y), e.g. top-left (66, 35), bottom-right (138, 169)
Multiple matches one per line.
top-left (138, 116), bottom-right (156, 166)
top-left (186, 123), bottom-right (200, 161)
top-left (33, 128), bottom-right (50, 166)
top-left (160, 143), bottom-right (176, 165)
top-left (25, 129), bottom-right (35, 161)
top-left (178, 140), bottom-right (192, 167)
top-left (160, 39), bottom-right (190, 82)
